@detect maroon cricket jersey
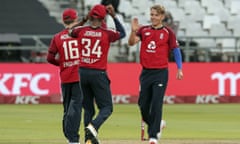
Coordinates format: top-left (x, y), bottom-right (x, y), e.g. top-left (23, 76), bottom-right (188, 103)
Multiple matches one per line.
top-left (48, 29), bottom-right (80, 83)
top-left (137, 25), bottom-right (178, 69)
top-left (72, 26), bottom-right (120, 70)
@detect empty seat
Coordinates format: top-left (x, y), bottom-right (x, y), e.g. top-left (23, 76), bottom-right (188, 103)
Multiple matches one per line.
top-left (230, 0), bottom-right (240, 14)
top-left (84, 0), bottom-right (100, 8)
top-left (179, 15), bottom-right (195, 30)
top-left (214, 8), bottom-right (231, 22)
top-left (223, 0), bottom-right (232, 8)
top-left (209, 23), bottom-right (232, 36)
top-left (177, 0), bottom-right (185, 8)
top-left (187, 7), bottom-right (205, 22)
top-left (131, 0), bottom-right (153, 10)
top-left (201, 0), bottom-right (221, 8)
top-left (119, 0), bottom-right (138, 18)
top-left (170, 8), bottom-right (185, 22)
top-left (233, 27), bottom-right (240, 37)
top-left (160, 0), bottom-right (178, 10)
top-left (203, 15), bottom-right (221, 29)
top-left (206, 0), bottom-right (225, 14)
top-left (185, 22), bottom-right (208, 36)
top-left (227, 15), bottom-right (240, 30)
top-left (183, 0), bottom-right (203, 15)
top-left (177, 29), bottom-right (185, 37)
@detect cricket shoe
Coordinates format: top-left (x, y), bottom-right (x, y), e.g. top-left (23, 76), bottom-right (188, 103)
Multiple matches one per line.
top-left (85, 124), bottom-right (99, 144)
top-left (149, 138), bottom-right (158, 144)
top-left (157, 120), bottom-right (166, 140)
top-left (85, 140), bottom-right (92, 144)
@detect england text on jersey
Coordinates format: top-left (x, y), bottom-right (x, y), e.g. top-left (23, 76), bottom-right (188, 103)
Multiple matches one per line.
top-left (81, 57), bottom-right (99, 64)
top-left (63, 60), bottom-right (80, 67)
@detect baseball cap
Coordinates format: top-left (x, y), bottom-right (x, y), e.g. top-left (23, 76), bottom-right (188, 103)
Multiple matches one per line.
top-left (62, 8), bottom-right (78, 21)
top-left (89, 4), bottom-right (107, 19)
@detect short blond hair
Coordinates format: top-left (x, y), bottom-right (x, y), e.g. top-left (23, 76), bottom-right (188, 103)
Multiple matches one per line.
top-left (151, 5), bottom-right (165, 15)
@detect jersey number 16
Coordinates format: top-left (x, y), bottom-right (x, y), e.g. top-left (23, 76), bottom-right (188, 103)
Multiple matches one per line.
top-left (63, 40), bottom-right (79, 60)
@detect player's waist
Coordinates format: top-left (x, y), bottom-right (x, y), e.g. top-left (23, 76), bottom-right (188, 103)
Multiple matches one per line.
top-left (143, 67), bottom-right (168, 71)
top-left (80, 67), bottom-right (106, 72)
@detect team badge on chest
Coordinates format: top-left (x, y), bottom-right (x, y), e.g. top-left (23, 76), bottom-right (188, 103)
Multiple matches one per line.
top-left (160, 33), bottom-right (164, 39)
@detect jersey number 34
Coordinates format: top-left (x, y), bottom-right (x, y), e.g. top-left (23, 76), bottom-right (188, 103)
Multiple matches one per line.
top-left (81, 38), bottom-right (102, 58)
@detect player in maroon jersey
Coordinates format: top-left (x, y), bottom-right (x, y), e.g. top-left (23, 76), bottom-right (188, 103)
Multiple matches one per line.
top-left (128, 5), bottom-right (183, 144)
top-left (69, 4), bottom-right (125, 144)
top-left (47, 8), bottom-right (86, 144)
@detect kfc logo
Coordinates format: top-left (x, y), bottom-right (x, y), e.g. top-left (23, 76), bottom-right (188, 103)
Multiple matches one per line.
top-left (196, 95), bottom-right (219, 104)
top-left (15, 96), bottom-right (40, 104)
top-left (0, 73), bottom-right (51, 95)
top-left (211, 72), bottom-right (240, 96)
top-left (164, 96), bottom-right (175, 104)
top-left (112, 95), bottom-right (130, 104)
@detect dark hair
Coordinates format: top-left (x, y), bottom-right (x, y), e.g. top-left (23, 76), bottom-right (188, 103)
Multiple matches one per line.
top-left (64, 19), bottom-right (74, 25)
top-left (101, 0), bottom-right (119, 13)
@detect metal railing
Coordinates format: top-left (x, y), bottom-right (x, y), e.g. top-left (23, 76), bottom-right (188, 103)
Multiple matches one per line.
top-left (177, 36), bottom-right (240, 62)
top-left (0, 35), bottom-right (52, 50)
top-left (1, 35), bottom-right (240, 62)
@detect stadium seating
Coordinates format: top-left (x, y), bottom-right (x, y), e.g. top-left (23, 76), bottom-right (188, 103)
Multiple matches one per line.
top-left (0, 0), bottom-right (63, 62)
top-left (0, 0), bottom-right (63, 35)
top-left (37, 0), bottom-right (240, 62)
top-left (1, 0), bottom-right (240, 62)
top-left (209, 24), bottom-right (232, 36)
top-left (114, 0), bottom-right (240, 62)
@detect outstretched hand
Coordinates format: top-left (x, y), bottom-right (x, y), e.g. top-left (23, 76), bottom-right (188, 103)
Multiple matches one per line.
top-left (131, 18), bottom-right (140, 32)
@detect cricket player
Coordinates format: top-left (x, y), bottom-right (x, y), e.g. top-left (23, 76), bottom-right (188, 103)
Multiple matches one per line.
top-left (128, 4), bottom-right (183, 144)
top-left (69, 4), bottom-right (126, 144)
top-left (47, 8), bottom-right (86, 144)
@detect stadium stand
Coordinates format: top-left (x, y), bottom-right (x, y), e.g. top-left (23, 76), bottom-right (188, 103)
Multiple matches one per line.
top-left (0, 0), bottom-right (239, 62)
top-left (0, 0), bottom-right (63, 62)
top-left (116, 0), bottom-right (240, 62)
top-left (0, 0), bottom-right (63, 34)
top-left (74, 0), bottom-right (238, 62)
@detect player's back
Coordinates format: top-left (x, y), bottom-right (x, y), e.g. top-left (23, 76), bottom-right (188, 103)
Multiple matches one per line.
top-left (52, 29), bottom-right (80, 83)
top-left (74, 26), bottom-right (120, 70)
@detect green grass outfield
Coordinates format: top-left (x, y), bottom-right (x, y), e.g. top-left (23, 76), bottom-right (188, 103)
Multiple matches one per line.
top-left (0, 104), bottom-right (240, 143)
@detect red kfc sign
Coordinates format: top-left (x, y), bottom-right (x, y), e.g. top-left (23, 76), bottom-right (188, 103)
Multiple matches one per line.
top-left (108, 63), bottom-right (240, 97)
top-left (1, 63), bottom-right (240, 104)
top-left (0, 73), bottom-right (51, 95)
top-left (166, 63), bottom-right (240, 96)
top-left (0, 64), bottom-right (60, 96)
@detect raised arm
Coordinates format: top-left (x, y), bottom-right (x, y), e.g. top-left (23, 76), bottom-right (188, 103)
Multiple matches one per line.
top-left (128, 18), bottom-right (140, 46)
top-left (68, 15), bottom-right (88, 38)
top-left (106, 4), bottom-right (126, 39)
top-left (75, 14), bottom-right (89, 27)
